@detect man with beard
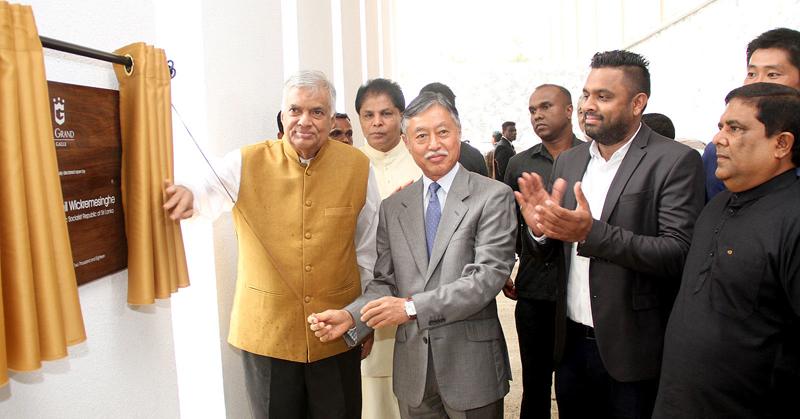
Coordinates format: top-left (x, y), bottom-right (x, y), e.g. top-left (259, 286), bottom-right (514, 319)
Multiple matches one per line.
top-left (514, 50), bottom-right (704, 418)
top-left (503, 84), bottom-right (581, 418)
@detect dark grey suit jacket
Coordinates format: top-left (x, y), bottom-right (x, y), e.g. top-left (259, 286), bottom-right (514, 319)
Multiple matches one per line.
top-left (535, 124), bottom-right (704, 382)
top-left (459, 141), bottom-right (489, 177)
top-left (346, 165), bottom-right (516, 410)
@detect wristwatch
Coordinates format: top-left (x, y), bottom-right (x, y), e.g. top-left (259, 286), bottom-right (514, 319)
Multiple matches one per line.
top-left (404, 297), bottom-right (417, 320)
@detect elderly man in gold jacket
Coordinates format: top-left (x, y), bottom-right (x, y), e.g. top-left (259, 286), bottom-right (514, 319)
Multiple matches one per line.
top-left (164, 70), bottom-right (380, 419)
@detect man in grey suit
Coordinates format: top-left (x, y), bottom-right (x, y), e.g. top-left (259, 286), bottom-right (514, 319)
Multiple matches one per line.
top-left (514, 50), bottom-right (704, 418)
top-left (309, 92), bottom-right (517, 418)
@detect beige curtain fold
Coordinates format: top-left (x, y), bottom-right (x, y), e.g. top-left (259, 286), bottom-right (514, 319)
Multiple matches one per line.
top-left (113, 43), bottom-right (189, 304)
top-left (0, 2), bottom-right (86, 386)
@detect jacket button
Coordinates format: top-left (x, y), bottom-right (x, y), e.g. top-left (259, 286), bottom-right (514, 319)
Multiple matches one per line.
top-left (306, 170), bottom-right (312, 176)
top-left (422, 337), bottom-right (428, 344)
top-left (305, 265), bottom-right (312, 272)
top-left (305, 200), bottom-right (312, 207)
top-left (304, 296), bottom-right (311, 303)
top-left (304, 232), bottom-right (312, 239)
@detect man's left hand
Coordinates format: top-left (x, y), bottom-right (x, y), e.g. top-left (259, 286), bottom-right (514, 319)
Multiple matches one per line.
top-left (360, 296), bottom-right (410, 329)
top-left (534, 181), bottom-right (593, 243)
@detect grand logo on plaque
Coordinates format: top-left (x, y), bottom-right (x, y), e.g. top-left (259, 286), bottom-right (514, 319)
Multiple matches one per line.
top-left (48, 81), bottom-right (128, 285)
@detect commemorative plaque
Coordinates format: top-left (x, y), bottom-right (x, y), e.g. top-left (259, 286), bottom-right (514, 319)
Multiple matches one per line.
top-left (47, 81), bottom-right (127, 285)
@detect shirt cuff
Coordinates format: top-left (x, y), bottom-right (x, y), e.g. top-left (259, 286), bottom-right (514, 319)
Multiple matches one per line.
top-left (528, 227), bottom-right (547, 244)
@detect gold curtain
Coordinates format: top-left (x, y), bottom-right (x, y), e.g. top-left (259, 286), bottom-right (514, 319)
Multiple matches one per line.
top-left (113, 43), bottom-right (189, 304)
top-left (0, 2), bottom-right (86, 386)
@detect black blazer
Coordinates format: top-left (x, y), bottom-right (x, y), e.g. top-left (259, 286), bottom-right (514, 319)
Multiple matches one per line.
top-left (536, 124), bottom-right (704, 382)
top-left (459, 141), bottom-right (489, 177)
top-left (493, 138), bottom-right (515, 181)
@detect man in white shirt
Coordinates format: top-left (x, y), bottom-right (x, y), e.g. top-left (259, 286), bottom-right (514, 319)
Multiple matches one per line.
top-left (164, 70), bottom-right (380, 419)
top-left (514, 50), bottom-right (704, 419)
top-left (354, 77), bottom-right (421, 419)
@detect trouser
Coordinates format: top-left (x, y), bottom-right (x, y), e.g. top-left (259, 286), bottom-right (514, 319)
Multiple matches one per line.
top-left (242, 348), bottom-right (361, 419)
top-left (555, 320), bottom-right (657, 419)
top-left (397, 346), bottom-right (503, 419)
top-left (514, 298), bottom-right (556, 419)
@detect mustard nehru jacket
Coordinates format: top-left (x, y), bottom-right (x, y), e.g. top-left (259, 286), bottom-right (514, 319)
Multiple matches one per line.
top-left (228, 138), bottom-right (370, 362)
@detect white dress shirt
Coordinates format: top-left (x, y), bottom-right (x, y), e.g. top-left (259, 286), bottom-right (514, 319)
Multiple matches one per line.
top-left (567, 124), bottom-right (641, 327)
top-left (187, 147), bottom-right (381, 288)
top-left (422, 163), bottom-right (460, 214)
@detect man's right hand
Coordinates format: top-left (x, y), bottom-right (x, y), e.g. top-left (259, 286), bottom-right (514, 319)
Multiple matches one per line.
top-left (514, 172), bottom-right (566, 237)
top-left (308, 309), bottom-right (355, 343)
top-left (501, 277), bottom-right (517, 300)
top-left (163, 180), bottom-right (194, 220)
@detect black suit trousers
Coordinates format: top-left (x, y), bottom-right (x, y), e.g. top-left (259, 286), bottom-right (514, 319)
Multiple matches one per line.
top-left (515, 298), bottom-right (556, 419)
top-left (555, 321), bottom-right (657, 419)
top-left (242, 348), bottom-right (361, 419)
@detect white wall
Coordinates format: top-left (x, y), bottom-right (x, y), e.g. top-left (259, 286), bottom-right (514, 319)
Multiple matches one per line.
top-left (0, 3), bottom-right (183, 418)
top-left (628, 0), bottom-right (800, 142)
top-left (393, 0), bottom-right (800, 152)
top-left (0, 0), bottom-right (290, 417)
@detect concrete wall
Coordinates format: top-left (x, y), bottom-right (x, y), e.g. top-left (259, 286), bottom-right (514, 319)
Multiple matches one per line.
top-left (628, 0), bottom-right (800, 142)
top-left (0, 0), bottom-right (287, 417)
top-left (0, 2), bottom-right (181, 418)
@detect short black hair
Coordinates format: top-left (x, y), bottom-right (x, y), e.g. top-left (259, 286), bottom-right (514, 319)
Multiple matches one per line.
top-left (355, 78), bottom-right (405, 114)
top-left (590, 50), bottom-right (651, 97)
top-left (334, 112), bottom-right (350, 121)
top-left (535, 84), bottom-right (572, 104)
top-left (642, 113), bottom-right (675, 139)
top-left (420, 82), bottom-right (457, 112)
top-left (276, 110), bottom-right (284, 134)
top-left (502, 121), bottom-right (516, 131)
top-left (746, 27), bottom-right (800, 71)
top-left (725, 82), bottom-right (800, 165)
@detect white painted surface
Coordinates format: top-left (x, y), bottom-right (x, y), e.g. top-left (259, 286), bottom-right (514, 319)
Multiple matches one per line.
top-left (0, 1), bottom-right (182, 418)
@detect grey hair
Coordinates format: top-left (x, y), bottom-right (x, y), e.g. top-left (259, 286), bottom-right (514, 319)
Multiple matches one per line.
top-left (282, 70), bottom-right (337, 113)
top-left (401, 92), bottom-right (461, 135)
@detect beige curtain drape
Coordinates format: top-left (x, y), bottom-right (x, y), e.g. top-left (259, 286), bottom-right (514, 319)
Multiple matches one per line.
top-left (0, 2), bottom-right (86, 386)
top-left (113, 43), bottom-right (189, 304)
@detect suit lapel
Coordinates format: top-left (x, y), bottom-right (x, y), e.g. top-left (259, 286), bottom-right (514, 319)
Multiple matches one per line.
top-left (425, 168), bottom-right (469, 282)
top-left (599, 126), bottom-right (649, 222)
top-left (562, 145), bottom-right (591, 211)
top-left (397, 180), bottom-right (429, 279)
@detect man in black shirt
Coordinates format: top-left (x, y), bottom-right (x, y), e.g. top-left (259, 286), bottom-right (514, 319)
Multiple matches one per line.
top-left (503, 84), bottom-right (581, 418)
top-left (654, 82), bottom-right (800, 418)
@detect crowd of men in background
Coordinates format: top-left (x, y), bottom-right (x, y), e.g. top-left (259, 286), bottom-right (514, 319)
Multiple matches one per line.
top-left (165, 26), bottom-right (800, 419)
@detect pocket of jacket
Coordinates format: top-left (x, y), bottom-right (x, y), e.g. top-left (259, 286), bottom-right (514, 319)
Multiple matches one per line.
top-left (709, 252), bottom-right (764, 319)
top-left (465, 318), bottom-right (503, 341)
top-left (324, 206), bottom-right (354, 216)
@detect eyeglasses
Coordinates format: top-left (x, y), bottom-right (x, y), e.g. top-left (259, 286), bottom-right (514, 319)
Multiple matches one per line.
top-left (330, 129), bottom-right (353, 140)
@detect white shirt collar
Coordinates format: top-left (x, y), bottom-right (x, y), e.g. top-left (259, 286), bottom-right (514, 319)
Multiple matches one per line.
top-left (588, 122), bottom-right (642, 163)
top-left (361, 139), bottom-right (406, 161)
top-left (422, 163), bottom-right (460, 196)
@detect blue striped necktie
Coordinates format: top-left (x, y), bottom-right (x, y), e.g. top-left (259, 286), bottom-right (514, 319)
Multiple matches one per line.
top-left (425, 182), bottom-right (442, 259)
